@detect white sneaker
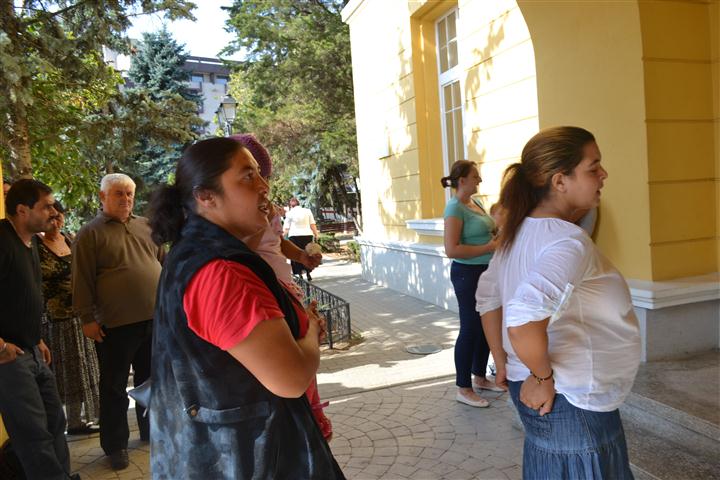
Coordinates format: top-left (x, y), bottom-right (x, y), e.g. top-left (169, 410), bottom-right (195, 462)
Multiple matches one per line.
top-left (456, 392), bottom-right (489, 408)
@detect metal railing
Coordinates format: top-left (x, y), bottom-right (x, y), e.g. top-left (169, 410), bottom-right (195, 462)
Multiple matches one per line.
top-left (295, 277), bottom-right (351, 349)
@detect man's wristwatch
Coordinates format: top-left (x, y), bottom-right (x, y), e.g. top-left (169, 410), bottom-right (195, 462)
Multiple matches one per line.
top-left (531, 369), bottom-right (553, 385)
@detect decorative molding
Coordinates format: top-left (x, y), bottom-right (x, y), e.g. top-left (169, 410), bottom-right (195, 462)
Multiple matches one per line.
top-left (628, 273), bottom-right (720, 310)
top-left (405, 218), bottom-right (444, 237)
top-left (356, 236), bottom-right (446, 257)
top-left (358, 237), bottom-right (720, 311)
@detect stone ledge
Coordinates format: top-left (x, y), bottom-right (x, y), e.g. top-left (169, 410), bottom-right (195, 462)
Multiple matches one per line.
top-left (405, 218), bottom-right (444, 237)
top-left (627, 273), bottom-right (720, 310)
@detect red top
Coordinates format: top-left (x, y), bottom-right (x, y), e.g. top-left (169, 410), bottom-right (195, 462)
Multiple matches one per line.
top-left (184, 259), bottom-right (308, 350)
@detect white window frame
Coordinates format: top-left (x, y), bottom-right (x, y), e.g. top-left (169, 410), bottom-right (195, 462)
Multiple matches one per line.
top-left (435, 8), bottom-right (467, 201)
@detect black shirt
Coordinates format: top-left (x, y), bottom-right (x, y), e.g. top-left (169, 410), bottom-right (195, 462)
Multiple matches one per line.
top-left (0, 219), bottom-right (43, 349)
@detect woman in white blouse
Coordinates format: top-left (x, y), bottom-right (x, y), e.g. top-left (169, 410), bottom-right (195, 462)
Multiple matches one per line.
top-left (475, 126), bottom-right (640, 479)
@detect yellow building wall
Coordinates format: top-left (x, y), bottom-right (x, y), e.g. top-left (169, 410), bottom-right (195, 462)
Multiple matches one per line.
top-left (460, 0), bottom-right (539, 204)
top-left (346, 0), bottom-right (538, 245)
top-left (639, 0), bottom-right (719, 279)
top-left (346, 0), bottom-right (421, 242)
top-left (518, 0), bottom-right (653, 280)
top-left (346, 0), bottom-right (718, 282)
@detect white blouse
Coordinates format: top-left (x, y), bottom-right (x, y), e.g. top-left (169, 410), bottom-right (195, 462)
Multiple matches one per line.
top-left (283, 206), bottom-right (316, 237)
top-left (475, 217), bottom-right (640, 412)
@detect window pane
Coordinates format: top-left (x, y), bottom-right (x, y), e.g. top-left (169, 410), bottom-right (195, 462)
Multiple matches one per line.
top-left (448, 40), bottom-right (458, 69)
top-left (191, 74), bottom-right (203, 83)
top-left (215, 75), bottom-right (229, 85)
top-left (454, 109), bottom-right (464, 159)
top-left (452, 81), bottom-right (461, 108)
top-left (443, 84), bottom-right (453, 113)
top-left (448, 11), bottom-right (457, 40)
top-left (438, 18), bottom-right (447, 49)
top-left (445, 112), bottom-right (456, 164)
top-left (439, 46), bottom-right (448, 73)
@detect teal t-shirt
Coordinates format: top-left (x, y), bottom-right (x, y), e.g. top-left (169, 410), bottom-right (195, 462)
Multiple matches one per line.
top-left (443, 196), bottom-right (495, 265)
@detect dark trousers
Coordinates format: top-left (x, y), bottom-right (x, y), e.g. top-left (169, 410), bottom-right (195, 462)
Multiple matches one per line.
top-left (0, 345), bottom-right (71, 479)
top-left (95, 320), bottom-right (152, 455)
top-left (450, 262), bottom-right (490, 388)
top-left (289, 235), bottom-right (314, 277)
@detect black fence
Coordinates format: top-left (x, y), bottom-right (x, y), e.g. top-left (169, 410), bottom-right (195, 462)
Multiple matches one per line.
top-left (295, 277), bottom-right (351, 349)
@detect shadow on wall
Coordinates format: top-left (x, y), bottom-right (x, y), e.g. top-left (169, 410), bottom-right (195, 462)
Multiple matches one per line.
top-left (465, 11), bottom-right (509, 206)
top-left (360, 243), bottom-right (459, 313)
top-left (375, 36), bottom-right (418, 229)
top-left (465, 10), bottom-right (506, 104)
top-left (375, 10), bottom-right (508, 236)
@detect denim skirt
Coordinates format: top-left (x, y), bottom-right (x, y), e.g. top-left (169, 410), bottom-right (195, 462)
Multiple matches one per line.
top-left (508, 381), bottom-right (634, 480)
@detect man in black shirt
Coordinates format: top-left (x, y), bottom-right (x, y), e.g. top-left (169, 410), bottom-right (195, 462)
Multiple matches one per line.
top-left (0, 179), bottom-right (75, 479)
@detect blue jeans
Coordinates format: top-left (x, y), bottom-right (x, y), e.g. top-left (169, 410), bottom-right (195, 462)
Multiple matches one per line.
top-left (508, 381), bottom-right (634, 480)
top-left (450, 262), bottom-right (490, 388)
top-left (0, 345), bottom-right (71, 479)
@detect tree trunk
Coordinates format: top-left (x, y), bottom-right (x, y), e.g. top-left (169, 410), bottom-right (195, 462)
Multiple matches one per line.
top-left (1, 0), bottom-right (33, 179)
top-left (8, 103), bottom-right (33, 179)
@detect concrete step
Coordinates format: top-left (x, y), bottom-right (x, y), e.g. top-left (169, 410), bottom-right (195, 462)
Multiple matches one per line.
top-left (621, 391), bottom-right (720, 480)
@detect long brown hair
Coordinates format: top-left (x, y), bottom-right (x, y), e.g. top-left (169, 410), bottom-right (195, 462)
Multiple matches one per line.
top-left (499, 126), bottom-right (596, 251)
top-left (440, 160), bottom-right (476, 189)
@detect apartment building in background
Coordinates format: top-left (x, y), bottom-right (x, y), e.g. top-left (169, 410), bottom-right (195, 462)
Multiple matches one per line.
top-left (103, 48), bottom-right (232, 135)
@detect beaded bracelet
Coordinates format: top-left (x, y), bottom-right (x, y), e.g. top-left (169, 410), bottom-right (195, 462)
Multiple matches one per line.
top-left (531, 369), bottom-right (553, 385)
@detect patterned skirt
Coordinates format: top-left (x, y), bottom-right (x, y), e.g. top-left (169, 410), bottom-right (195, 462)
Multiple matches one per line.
top-left (43, 316), bottom-right (100, 426)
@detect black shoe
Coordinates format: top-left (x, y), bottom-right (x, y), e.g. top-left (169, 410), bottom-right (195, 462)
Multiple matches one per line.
top-left (66, 423), bottom-right (100, 435)
top-left (70, 474), bottom-right (82, 480)
top-left (108, 449), bottom-right (129, 470)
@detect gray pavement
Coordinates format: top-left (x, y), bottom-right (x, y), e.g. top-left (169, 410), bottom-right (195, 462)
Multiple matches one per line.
top-left (68, 257), bottom-right (523, 479)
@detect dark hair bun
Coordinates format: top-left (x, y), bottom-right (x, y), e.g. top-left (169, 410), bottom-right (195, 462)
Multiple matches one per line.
top-left (440, 176), bottom-right (451, 188)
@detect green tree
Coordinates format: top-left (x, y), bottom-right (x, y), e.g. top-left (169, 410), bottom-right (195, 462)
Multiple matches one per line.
top-left (128, 28), bottom-right (200, 103)
top-left (224, 0), bottom-right (360, 226)
top-left (0, 0), bottom-right (196, 178)
top-left (127, 28), bottom-right (204, 204)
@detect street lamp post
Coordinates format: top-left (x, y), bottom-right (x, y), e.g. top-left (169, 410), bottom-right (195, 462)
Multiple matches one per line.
top-left (217, 94), bottom-right (237, 136)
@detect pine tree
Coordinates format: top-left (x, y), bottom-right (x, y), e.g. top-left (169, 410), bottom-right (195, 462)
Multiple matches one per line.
top-left (126, 29), bottom-right (203, 204)
top-left (128, 28), bottom-right (201, 104)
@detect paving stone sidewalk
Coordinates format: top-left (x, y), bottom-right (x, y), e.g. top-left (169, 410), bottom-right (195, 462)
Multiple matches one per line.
top-left (313, 259), bottom-right (461, 399)
top-left (67, 258), bottom-right (523, 479)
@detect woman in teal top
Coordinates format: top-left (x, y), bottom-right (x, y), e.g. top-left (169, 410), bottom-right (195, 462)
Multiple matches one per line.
top-left (442, 160), bottom-right (502, 408)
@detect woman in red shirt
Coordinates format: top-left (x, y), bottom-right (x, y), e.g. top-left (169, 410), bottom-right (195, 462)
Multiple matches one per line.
top-left (148, 137), bottom-right (343, 479)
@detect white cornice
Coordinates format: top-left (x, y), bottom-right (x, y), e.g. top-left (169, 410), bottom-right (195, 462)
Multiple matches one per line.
top-left (406, 218), bottom-right (444, 237)
top-left (627, 273), bottom-right (720, 310)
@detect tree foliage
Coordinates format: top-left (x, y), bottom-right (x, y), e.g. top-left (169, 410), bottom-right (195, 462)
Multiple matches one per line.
top-left (126, 28), bottom-right (204, 209)
top-left (224, 0), bottom-right (360, 224)
top-left (0, 0), bottom-right (196, 178)
top-left (0, 0), bottom-right (199, 226)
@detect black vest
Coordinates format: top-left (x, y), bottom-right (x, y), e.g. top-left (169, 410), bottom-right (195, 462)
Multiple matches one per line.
top-left (150, 214), bottom-right (343, 479)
